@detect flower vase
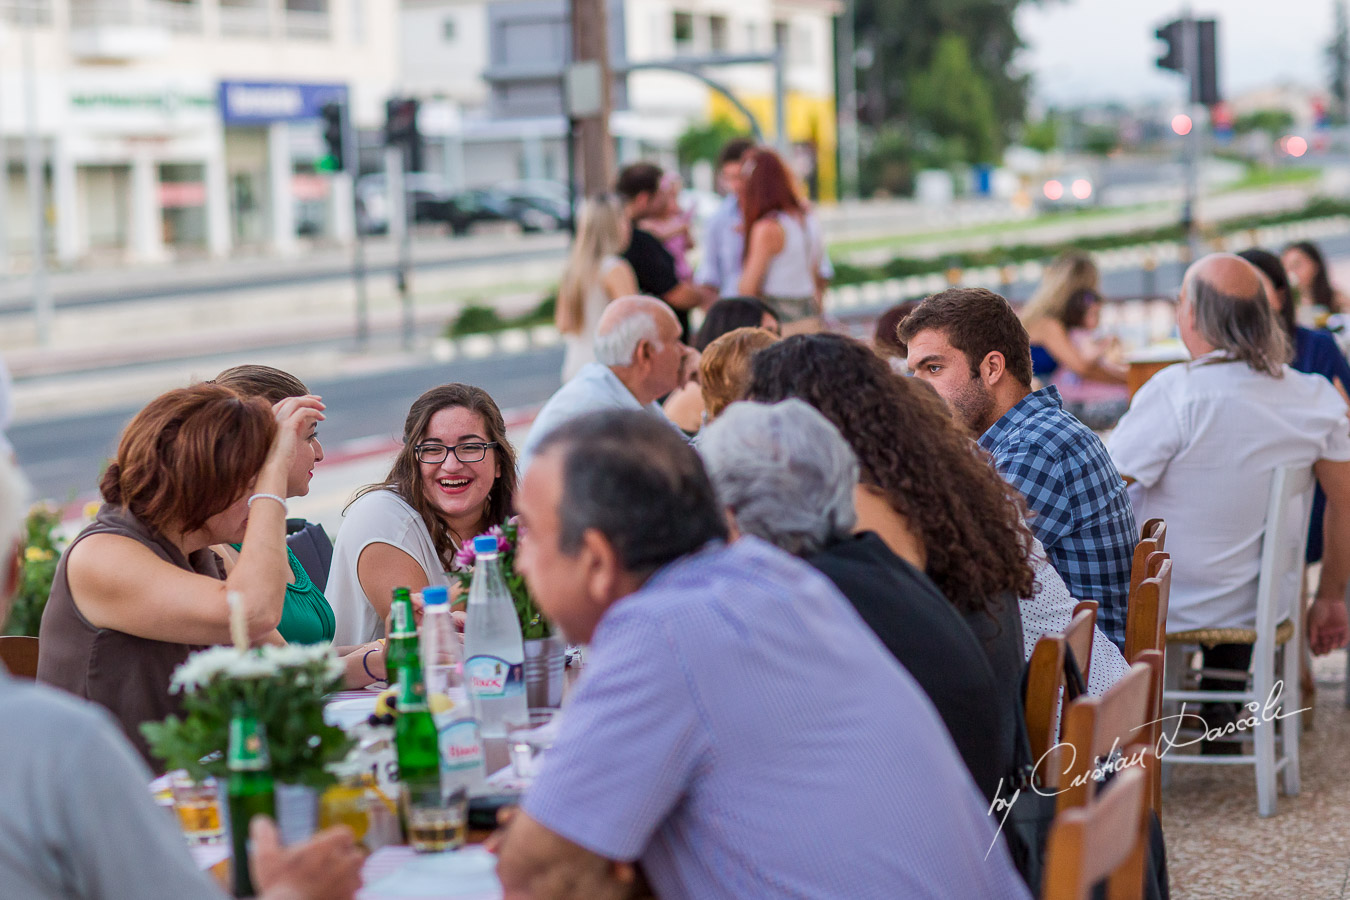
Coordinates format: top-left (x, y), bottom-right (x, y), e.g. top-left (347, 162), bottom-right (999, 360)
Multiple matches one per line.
top-left (523, 635), bottom-right (566, 708)
top-left (275, 783), bottom-right (320, 845)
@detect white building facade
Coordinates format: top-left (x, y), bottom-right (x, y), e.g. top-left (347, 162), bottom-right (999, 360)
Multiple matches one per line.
top-left (0, 0), bottom-right (398, 267)
top-left (397, 0), bottom-right (839, 198)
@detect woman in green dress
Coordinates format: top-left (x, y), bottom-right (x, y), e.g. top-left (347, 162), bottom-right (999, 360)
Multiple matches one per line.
top-left (213, 365), bottom-right (386, 687)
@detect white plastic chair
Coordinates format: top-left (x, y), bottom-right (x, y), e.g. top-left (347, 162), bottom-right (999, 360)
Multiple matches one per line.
top-left (1162, 463), bottom-right (1314, 817)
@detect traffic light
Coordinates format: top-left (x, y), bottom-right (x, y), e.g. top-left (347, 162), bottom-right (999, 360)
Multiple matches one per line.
top-left (1154, 18), bottom-right (1220, 105)
top-left (384, 98), bottom-right (423, 172)
top-left (1194, 20), bottom-right (1219, 106)
top-left (318, 100), bottom-right (345, 172)
top-left (1155, 20), bottom-right (1183, 72)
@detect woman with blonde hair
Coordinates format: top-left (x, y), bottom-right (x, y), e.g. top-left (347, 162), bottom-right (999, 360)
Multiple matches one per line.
top-left (556, 194), bottom-right (639, 381)
top-left (699, 327), bottom-right (780, 422)
top-left (1021, 250), bottom-right (1127, 390)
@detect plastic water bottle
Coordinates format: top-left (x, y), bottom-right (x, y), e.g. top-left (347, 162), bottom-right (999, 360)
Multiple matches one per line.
top-left (463, 535), bottom-right (527, 738)
top-left (420, 586), bottom-right (485, 795)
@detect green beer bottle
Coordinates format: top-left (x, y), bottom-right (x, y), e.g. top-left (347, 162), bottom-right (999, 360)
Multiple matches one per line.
top-left (385, 587), bottom-right (418, 677)
top-left (227, 701), bottom-right (276, 898)
top-left (394, 653), bottom-right (442, 790)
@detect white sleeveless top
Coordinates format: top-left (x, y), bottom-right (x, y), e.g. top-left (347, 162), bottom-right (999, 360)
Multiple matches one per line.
top-left (760, 212), bottom-right (821, 300)
top-left (327, 488), bottom-right (453, 645)
top-left (561, 255), bottom-right (624, 382)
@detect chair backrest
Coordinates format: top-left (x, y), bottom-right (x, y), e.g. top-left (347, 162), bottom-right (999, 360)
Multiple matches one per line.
top-left (1124, 553), bottom-right (1171, 663)
top-left (1255, 465), bottom-right (1316, 649)
top-left (0, 636), bottom-right (40, 679)
top-left (1134, 649), bottom-right (1165, 816)
top-left (1025, 634), bottom-right (1068, 770)
top-left (1141, 518), bottom-right (1166, 551)
top-left (1065, 602), bottom-right (1097, 685)
top-left (286, 519), bottom-right (334, 592)
top-left (1056, 660), bottom-right (1155, 814)
top-left (1041, 766), bottom-right (1150, 900)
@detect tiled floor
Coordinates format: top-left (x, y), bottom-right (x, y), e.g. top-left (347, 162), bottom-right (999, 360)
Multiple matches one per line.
top-left (1164, 649), bottom-right (1350, 899)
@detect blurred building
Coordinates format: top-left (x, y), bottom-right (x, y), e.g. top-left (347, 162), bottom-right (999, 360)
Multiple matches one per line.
top-left (0, 0), bottom-right (398, 265)
top-left (399, 0), bottom-right (840, 199)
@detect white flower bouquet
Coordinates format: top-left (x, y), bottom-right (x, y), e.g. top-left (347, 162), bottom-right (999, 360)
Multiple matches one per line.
top-left (142, 643), bottom-right (354, 788)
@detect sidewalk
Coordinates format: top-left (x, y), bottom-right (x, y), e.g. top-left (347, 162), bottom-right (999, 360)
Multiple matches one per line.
top-left (1164, 650), bottom-right (1350, 898)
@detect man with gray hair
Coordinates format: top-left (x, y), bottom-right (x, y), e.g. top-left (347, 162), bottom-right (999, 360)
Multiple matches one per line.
top-left (0, 455), bottom-right (365, 899)
top-left (698, 398), bottom-right (1018, 804)
top-left (519, 294), bottom-right (694, 471)
top-left (1110, 253), bottom-right (1350, 738)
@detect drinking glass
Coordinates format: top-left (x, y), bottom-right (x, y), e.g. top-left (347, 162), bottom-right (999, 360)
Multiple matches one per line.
top-left (401, 781), bottom-right (467, 853)
top-left (170, 772), bottom-right (226, 845)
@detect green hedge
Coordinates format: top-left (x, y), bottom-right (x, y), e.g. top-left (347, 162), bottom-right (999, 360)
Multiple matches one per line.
top-left (831, 197), bottom-right (1350, 288)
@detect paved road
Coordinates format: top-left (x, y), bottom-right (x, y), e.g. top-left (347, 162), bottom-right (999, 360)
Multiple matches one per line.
top-left (20, 227), bottom-right (1350, 505)
top-left (13, 347), bottom-right (566, 503)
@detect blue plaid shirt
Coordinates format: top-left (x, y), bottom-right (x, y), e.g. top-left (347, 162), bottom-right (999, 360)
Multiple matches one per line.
top-left (979, 386), bottom-right (1137, 649)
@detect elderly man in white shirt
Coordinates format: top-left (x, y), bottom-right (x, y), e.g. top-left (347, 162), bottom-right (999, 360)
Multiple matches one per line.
top-left (1108, 254), bottom-right (1350, 703)
top-left (519, 295), bottom-right (694, 472)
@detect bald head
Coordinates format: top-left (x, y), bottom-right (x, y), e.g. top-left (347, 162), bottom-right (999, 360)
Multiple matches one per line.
top-left (1178, 253), bottom-right (1289, 376)
top-left (1182, 253), bottom-right (1267, 307)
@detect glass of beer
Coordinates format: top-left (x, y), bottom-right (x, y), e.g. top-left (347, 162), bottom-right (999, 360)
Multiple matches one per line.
top-left (170, 772), bottom-right (226, 845)
top-left (401, 782), bottom-right (467, 853)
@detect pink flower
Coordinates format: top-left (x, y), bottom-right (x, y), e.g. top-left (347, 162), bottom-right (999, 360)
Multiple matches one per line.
top-left (452, 543), bottom-right (476, 571)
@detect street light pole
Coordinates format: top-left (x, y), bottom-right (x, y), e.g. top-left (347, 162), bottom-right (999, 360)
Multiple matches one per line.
top-left (836, 0), bottom-right (860, 199)
top-left (22, 6), bottom-right (51, 346)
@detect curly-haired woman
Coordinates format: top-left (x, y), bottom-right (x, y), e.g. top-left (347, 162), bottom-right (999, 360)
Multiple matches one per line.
top-left (327, 383), bottom-right (518, 645)
top-left (747, 333), bottom-right (1128, 697)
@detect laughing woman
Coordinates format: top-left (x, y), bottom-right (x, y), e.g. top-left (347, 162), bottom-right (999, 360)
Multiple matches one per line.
top-left (327, 384), bottom-right (518, 645)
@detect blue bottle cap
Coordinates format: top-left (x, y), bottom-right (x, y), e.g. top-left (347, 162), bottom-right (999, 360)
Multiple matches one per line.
top-left (422, 585), bottom-right (448, 605)
top-left (473, 535), bottom-right (499, 554)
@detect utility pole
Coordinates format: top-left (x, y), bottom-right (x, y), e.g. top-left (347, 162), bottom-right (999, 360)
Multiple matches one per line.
top-left (569, 0), bottom-right (614, 197)
top-left (22, 9), bottom-right (51, 345)
top-left (835, 0), bottom-right (860, 199)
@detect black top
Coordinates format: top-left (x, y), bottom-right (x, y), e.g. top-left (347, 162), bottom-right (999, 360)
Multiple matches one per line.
top-left (623, 226), bottom-right (689, 340)
top-left (962, 591), bottom-right (1027, 739)
top-left (808, 532), bottom-right (1017, 802)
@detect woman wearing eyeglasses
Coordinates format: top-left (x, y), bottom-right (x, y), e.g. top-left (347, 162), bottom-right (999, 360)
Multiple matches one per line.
top-left (328, 383), bottom-right (519, 645)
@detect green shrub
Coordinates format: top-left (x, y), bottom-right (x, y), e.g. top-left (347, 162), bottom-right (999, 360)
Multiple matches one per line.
top-left (4, 504), bottom-right (66, 636)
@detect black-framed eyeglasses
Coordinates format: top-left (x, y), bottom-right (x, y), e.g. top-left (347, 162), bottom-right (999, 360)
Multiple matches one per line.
top-left (413, 441), bottom-right (498, 464)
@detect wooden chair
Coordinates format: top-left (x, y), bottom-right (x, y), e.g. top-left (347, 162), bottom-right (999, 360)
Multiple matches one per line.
top-left (1026, 634), bottom-right (1068, 770)
top-left (1162, 464), bottom-right (1313, 817)
top-left (1065, 602), bottom-right (1098, 686)
top-left (1124, 553), bottom-right (1171, 663)
top-left (1041, 766), bottom-right (1150, 900)
top-left (1128, 519), bottom-right (1168, 602)
top-left (0, 635), bottom-right (39, 679)
top-left (1056, 661), bottom-right (1156, 814)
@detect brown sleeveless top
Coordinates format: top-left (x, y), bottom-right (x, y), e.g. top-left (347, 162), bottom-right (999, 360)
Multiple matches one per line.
top-left (37, 505), bottom-right (224, 772)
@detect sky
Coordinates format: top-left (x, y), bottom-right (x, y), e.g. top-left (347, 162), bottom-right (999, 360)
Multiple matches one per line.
top-left (1017, 0), bottom-right (1336, 106)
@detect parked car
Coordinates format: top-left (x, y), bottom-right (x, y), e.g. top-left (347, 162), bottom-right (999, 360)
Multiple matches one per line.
top-left (356, 173), bottom-right (460, 235)
top-left (496, 180), bottom-right (574, 232)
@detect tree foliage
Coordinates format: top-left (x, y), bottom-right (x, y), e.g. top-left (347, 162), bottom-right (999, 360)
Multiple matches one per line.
top-left (1234, 109), bottom-right (1296, 136)
top-left (907, 34), bottom-right (1001, 164)
top-left (1328, 0), bottom-right (1349, 123)
top-left (676, 117), bottom-right (751, 170)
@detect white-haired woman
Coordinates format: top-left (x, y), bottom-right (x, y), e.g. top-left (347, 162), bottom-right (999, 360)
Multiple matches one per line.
top-left (556, 194), bottom-right (639, 381)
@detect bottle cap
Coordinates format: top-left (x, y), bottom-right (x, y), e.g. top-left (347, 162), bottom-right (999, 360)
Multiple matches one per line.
top-left (473, 535), bottom-right (499, 555)
top-left (422, 585), bottom-right (449, 605)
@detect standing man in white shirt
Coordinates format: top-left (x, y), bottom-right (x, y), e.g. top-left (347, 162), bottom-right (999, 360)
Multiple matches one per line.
top-left (519, 295), bottom-right (694, 472)
top-left (1109, 254), bottom-right (1350, 727)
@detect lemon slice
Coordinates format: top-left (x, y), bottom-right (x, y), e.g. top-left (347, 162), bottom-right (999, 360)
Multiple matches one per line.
top-left (427, 692), bottom-right (454, 715)
top-left (373, 687), bottom-right (399, 718)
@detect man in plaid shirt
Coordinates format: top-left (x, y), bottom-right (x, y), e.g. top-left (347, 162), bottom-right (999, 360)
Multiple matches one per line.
top-left (901, 287), bottom-right (1137, 649)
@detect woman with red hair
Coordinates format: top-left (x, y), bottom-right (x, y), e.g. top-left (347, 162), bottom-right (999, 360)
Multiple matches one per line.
top-left (736, 149), bottom-right (828, 334)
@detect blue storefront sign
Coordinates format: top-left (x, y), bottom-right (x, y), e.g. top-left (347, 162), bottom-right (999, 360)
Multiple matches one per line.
top-left (218, 80), bottom-right (348, 125)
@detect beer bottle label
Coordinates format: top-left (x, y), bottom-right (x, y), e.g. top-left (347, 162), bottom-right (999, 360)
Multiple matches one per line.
top-left (391, 602), bottom-right (413, 636)
top-left (228, 717), bottom-right (271, 771)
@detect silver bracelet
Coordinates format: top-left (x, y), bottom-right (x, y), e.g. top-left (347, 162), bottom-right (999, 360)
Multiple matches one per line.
top-left (247, 492), bottom-right (288, 511)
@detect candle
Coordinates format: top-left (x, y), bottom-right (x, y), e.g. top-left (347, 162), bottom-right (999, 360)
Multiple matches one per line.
top-left (227, 591), bottom-right (248, 652)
